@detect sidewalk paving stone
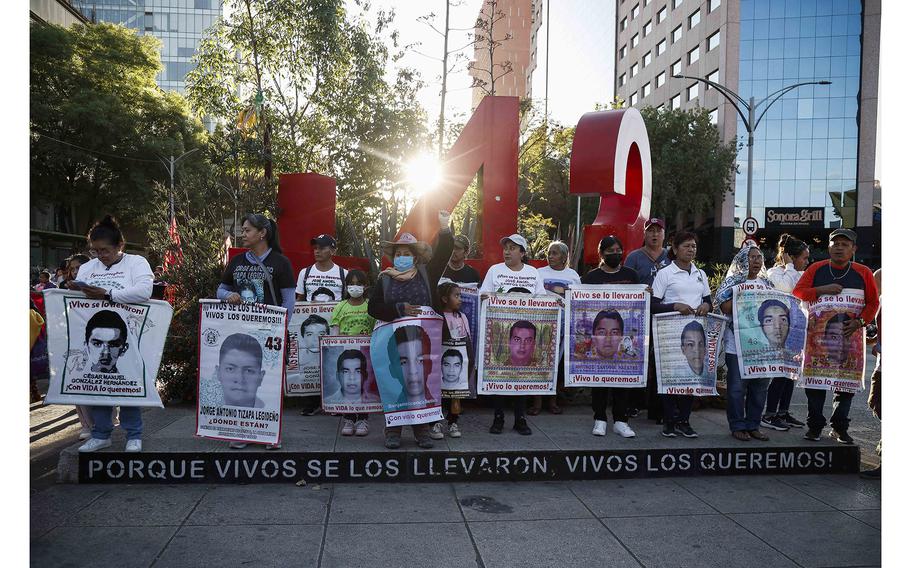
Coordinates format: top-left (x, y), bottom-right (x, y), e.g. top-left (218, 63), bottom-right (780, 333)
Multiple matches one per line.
top-left (30, 526), bottom-right (177, 568)
top-left (185, 484), bottom-right (330, 526)
top-left (62, 485), bottom-right (208, 527)
top-left (776, 474), bottom-right (881, 511)
top-left (321, 522), bottom-right (476, 568)
top-left (154, 525), bottom-right (322, 568)
top-left (328, 483), bottom-right (463, 524)
top-left (674, 475), bottom-right (835, 514)
top-left (30, 484), bottom-right (108, 539)
top-left (568, 478), bottom-right (715, 518)
top-left (454, 481), bottom-right (593, 521)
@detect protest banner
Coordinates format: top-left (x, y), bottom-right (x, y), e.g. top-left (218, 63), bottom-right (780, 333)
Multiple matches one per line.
top-left (799, 289), bottom-right (866, 393)
top-left (196, 300), bottom-right (287, 445)
top-left (320, 335), bottom-right (382, 414)
top-left (653, 313), bottom-right (726, 396)
top-left (477, 294), bottom-right (561, 395)
top-left (733, 283), bottom-right (808, 380)
top-left (286, 302), bottom-right (337, 396)
top-left (458, 285), bottom-right (480, 357)
top-left (43, 288), bottom-right (172, 407)
top-left (441, 338), bottom-right (475, 399)
top-left (370, 307), bottom-right (444, 427)
top-left (564, 284), bottom-right (650, 388)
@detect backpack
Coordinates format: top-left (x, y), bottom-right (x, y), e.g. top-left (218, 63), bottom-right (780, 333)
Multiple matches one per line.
top-left (302, 264), bottom-right (347, 300)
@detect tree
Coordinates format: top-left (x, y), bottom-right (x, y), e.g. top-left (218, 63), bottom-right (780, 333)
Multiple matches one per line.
top-left (468, 0), bottom-right (514, 97)
top-left (30, 22), bottom-right (207, 235)
top-left (639, 106), bottom-right (739, 222)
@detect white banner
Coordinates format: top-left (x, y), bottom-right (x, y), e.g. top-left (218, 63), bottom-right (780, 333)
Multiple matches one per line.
top-left (799, 289), bottom-right (867, 393)
top-left (320, 335), bottom-right (383, 414)
top-left (43, 288), bottom-right (171, 407)
top-left (286, 302), bottom-right (337, 396)
top-left (196, 300), bottom-right (287, 445)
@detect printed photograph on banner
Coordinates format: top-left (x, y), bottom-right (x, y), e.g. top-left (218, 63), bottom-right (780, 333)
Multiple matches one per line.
top-left (458, 285), bottom-right (480, 355)
top-left (653, 313), bottom-right (725, 396)
top-left (370, 307), bottom-right (444, 427)
top-left (196, 300), bottom-right (287, 445)
top-left (799, 289), bottom-right (866, 393)
top-left (440, 340), bottom-right (474, 399)
top-left (733, 283), bottom-right (808, 380)
top-left (320, 335), bottom-right (382, 414)
top-left (42, 289), bottom-right (171, 407)
top-left (477, 294), bottom-right (561, 395)
top-left (564, 284), bottom-right (650, 388)
top-left (286, 302), bottom-right (337, 396)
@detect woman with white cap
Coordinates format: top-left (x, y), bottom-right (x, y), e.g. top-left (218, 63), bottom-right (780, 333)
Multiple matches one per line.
top-left (368, 210), bottom-right (454, 449)
top-left (479, 234), bottom-right (546, 435)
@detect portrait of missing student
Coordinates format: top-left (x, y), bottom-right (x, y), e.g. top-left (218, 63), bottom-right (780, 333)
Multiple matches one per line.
top-left (679, 321), bottom-right (708, 380)
top-left (387, 325), bottom-right (435, 405)
top-left (83, 309), bottom-right (130, 374)
top-left (321, 346), bottom-right (380, 406)
top-left (653, 312), bottom-right (725, 396)
top-left (800, 289), bottom-right (866, 392)
top-left (733, 286), bottom-right (808, 379)
top-left (440, 346), bottom-right (469, 391)
top-left (286, 302), bottom-right (338, 396)
top-left (215, 333), bottom-right (266, 408)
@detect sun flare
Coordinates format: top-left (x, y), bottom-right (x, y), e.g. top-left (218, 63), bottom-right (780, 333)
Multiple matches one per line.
top-left (404, 152), bottom-right (443, 196)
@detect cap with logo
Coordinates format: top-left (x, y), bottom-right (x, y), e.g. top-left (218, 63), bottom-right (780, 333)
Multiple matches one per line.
top-left (499, 233), bottom-right (529, 251)
top-left (645, 218), bottom-right (665, 230)
top-left (829, 228), bottom-right (857, 243)
top-left (310, 234), bottom-right (337, 247)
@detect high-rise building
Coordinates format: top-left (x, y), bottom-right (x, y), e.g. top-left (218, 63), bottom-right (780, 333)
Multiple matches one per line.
top-left (31, 0), bottom-right (89, 27)
top-left (73, 0), bottom-right (222, 94)
top-left (470, 0), bottom-right (536, 110)
top-left (614, 0), bottom-right (880, 263)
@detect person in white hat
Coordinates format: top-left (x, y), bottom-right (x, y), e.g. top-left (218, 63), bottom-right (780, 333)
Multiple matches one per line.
top-left (368, 210), bottom-right (454, 449)
top-left (479, 233), bottom-right (546, 436)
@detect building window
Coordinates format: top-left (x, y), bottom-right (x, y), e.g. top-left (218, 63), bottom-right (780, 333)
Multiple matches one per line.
top-left (643, 51), bottom-right (652, 67)
top-left (687, 83), bottom-right (698, 100)
top-left (630, 91), bottom-right (639, 106)
top-left (644, 20), bottom-right (653, 37)
top-left (631, 62), bottom-right (639, 77)
top-left (657, 39), bottom-right (667, 56)
top-left (656, 71), bottom-right (666, 87)
top-left (672, 0), bottom-right (684, 9)
top-left (671, 94), bottom-right (681, 109)
top-left (688, 45), bottom-right (700, 64)
top-left (619, 73), bottom-right (626, 86)
top-left (672, 59), bottom-right (682, 75)
top-left (689, 9), bottom-right (700, 29)
top-left (672, 25), bottom-right (682, 43)
top-left (644, 0), bottom-right (650, 6)
top-left (620, 45), bottom-right (627, 59)
top-left (709, 108), bottom-right (718, 124)
top-left (643, 82), bottom-right (651, 97)
top-left (631, 33), bottom-right (639, 48)
top-left (656, 103), bottom-right (665, 110)
top-left (621, 17), bottom-right (627, 31)
top-left (707, 69), bottom-right (719, 86)
top-left (709, 0), bottom-right (720, 13)
top-left (707, 30), bottom-right (720, 51)
top-left (632, 3), bottom-right (640, 19)
top-left (657, 6), bottom-right (667, 23)
top-left (144, 11), bottom-right (153, 31)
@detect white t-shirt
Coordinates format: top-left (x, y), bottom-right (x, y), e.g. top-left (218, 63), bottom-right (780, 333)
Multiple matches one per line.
top-left (295, 264), bottom-right (346, 302)
top-left (480, 263), bottom-right (546, 295)
top-left (767, 263), bottom-right (802, 293)
top-left (536, 266), bottom-right (581, 297)
top-left (652, 262), bottom-right (711, 309)
top-left (723, 280), bottom-right (773, 356)
top-left (75, 254), bottom-right (154, 304)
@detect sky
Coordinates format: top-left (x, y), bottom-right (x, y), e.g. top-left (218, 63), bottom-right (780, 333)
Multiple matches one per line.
top-left (347, 0), bottom-right (616, 132)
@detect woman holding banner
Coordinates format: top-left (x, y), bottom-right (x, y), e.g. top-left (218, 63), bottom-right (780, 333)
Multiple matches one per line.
top-left (715, 245), bottom-right (774, 442)
top-left (368, 210), bottom-right (453, 449)
top-left (650, 232), bottom-right (712, 439)
top-left (75, 216), bottom-right (154, 453)
top-left (216, 213), bottom-right (296, 450)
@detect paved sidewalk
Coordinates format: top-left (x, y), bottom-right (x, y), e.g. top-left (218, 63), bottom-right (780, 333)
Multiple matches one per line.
top-left (30, 473), bottom-right (880, 568)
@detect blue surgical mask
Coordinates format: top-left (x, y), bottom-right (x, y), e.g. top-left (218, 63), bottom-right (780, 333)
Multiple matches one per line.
top-left (394, 256), bottom-right (415, 271)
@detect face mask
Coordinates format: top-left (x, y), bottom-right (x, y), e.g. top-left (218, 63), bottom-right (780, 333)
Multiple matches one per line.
top-left (394, 256), bottom-right (415, 271)
top-left (604, 253), bottom-right (622, 268)
top-left (347, 285), bottom-right (364, 298)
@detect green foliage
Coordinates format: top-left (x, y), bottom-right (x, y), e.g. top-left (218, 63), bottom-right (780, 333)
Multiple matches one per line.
top-left (639, 106), bottom-right (739, 221)
top-left (30, 21), bottom-right (207, 234)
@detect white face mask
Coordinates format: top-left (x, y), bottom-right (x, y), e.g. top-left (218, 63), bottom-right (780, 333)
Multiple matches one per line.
top-left (347, 285), bottom-right (365, 298)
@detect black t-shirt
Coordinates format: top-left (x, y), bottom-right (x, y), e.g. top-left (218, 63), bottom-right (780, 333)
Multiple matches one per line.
top-left (442, 263), bottom-right (481, 285)
top-left (580, 266), bottom-right (640, 285)
top-left (221, 251), bottom-right (295, 307)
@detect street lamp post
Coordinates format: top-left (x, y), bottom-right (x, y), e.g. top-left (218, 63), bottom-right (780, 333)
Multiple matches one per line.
top-left (158, 148), bottom-right (201, 221)
top-left (671, 75), bottom-right (830, 221)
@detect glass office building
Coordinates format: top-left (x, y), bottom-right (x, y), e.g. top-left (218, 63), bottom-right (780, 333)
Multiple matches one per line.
top-left (736, 0), bottom-right (863, 229)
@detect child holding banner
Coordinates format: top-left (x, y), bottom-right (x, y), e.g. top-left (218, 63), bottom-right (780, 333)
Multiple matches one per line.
top-left (330, 269), bottom-right (375, 436)
top-left (431, 282), bottom-right (476, 439)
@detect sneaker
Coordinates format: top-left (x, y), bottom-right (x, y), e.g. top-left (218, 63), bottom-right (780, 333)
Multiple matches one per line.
top-left (781, 412), bottom-right (805, 428)
top-left (732, 430), bottom-right (751, 442)
top-left (761, 415), bottom-right (790, 431)
top-left (384, 434), bottom-right (401, 449)
top-left (489, 415), bottom-right (504, 435)
top-left (513, 417), bottom-right (532, 435)
top-left (125, 439), bottom-right (142, 452)
top-left (341, 419), bottom-right (355, 436)
top-left (830, 429), bottom-right (854, 444)
top-left (78, 438), bottom-right (111, 453)
top-left (300, 406), bottom-right (321, 416)
top-left (78, 429), bottom-right (92, 441)
top-left (661, 423), bottom-right (677, 438)
top-left (859, 465), bottom-right (881, 479)
top-left (592, 420), bottom-right (608, 436)
top-left (266, 443), bottom-right (282, 450)
top-left (613, 421), bottom-right (636, 438)
top-left (748, 429), bottom-right (769, 441)
top-left (229, 441), bottom-right (248, 449)
top-left (416, 437), bottom-right (434, 449)
top-left (804, 428), bottom-right (822, 441)
top-left (429, 422), bottom-right (445, 440)
top-left (628, 408), bottom-right (640, 418)
top-left (447, 422), bottom-right (462, 438)
top-left (354, 420), bottom-right (369, 436)
top-left (675, 422), bottom-right (698, 438)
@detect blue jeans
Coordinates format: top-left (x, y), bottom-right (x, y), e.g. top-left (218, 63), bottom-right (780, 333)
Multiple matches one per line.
top-left (765, 377), bottom-right (795, 415)
top-left (725, 354), bottom-right (770, 432)
top-left (90, 406), bottom-right (142, 440)
top-left (805, 389), bottom-right (854, 432)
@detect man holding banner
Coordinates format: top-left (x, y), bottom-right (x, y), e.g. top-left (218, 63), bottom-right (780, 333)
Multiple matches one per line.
top-left (793, 229), bottom-right (879, 444)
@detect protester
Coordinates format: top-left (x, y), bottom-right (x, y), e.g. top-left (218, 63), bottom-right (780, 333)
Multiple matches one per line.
top-left (60, 254), bottom-right (90, 290)
top-left (715, 245), bottom-right (774, 442)
top-left (441, 234), bottom-right (481, 284)
top-left (29, 298), bottom-right (47, 403)
top-left (35, 270), bottom-right (56, 292)
top-left (480, 233), bottom-right (545, 435)
top-left (531, 241), bottom-right (580, 415)
top-left (368, 210), bottom-right (453, 449)
top-left (792, 228), bottom-right (879, 444)
top-left (151, 265), bottom-right (168, 300)
top-left (74, 216), bottom-right (154, 453)
top-left (433, 282), bottom-right (474, 439)
top-left (650, 231), bottom-right (712, 438)
top-left (861, 268), bottom-right (882, 478)
top-left (217, 213), bottom-right (296, 449)
top-left (51, 263), bottom-right (67, 286)
top-left (330, 269), bottom-right (376, 437)
top-left (762, 234), bottom-right (810, 431)
top-left (581, 235), bottom-right (640, 438)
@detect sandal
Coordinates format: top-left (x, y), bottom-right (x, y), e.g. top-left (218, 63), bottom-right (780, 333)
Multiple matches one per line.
top-left (548, 403), bottom-right (563, 414)
top-left (732, 431), bottom-right (751, 442)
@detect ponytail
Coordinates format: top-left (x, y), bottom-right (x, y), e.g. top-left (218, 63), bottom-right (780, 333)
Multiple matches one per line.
top-left (775, 233), bottom-right (807, 266)
top-left (243, 214), bottom-right (283, 254)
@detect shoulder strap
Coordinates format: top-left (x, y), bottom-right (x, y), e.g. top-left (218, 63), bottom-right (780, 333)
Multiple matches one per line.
top-left (339, 264), bottom-right (346, 297)
top-left (302, 265), bottom-right (312, 298)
